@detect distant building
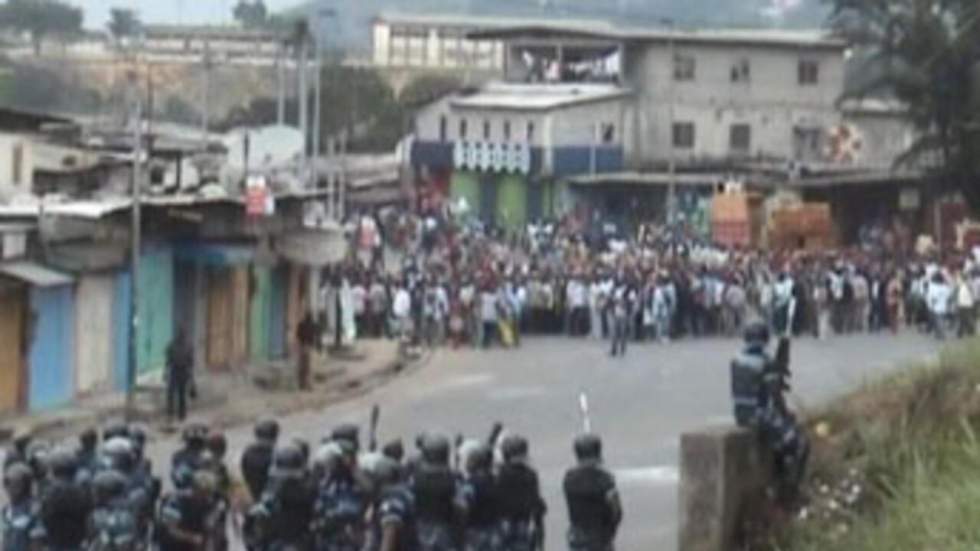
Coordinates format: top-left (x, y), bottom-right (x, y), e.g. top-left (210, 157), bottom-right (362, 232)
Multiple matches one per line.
top-left (142, 24), bottom-right (286, 62)
top-left (410, 20), bottom-right (926, 238)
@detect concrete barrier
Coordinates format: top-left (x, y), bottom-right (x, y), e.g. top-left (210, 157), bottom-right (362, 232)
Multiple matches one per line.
top-left (678, 425), bottom-right (769, 551)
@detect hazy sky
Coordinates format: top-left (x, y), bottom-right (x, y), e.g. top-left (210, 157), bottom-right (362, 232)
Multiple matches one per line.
top-left (79, 0), bottom-right (302, 30)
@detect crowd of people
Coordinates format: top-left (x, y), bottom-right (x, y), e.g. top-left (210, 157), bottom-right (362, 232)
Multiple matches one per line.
top-left (328, 208), bottom-right (980, 354)
top-left (0, 417), bottom-right (622, 551)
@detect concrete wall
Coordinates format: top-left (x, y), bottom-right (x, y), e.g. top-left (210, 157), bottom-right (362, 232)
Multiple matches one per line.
top-left (678, 426), bottom-right (769, 551)
top-left (622, 41), bottom-right (845, 165)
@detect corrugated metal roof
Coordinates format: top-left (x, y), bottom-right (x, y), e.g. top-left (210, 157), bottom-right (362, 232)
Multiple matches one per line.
top-left (0, 261), bottom-right (74, 287)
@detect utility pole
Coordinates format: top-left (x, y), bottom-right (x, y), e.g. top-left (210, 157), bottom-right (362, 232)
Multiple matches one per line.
top-left (201, 39), bottom-right (212, 147)
top-left (126, 70), bottom-right (143, 421)
top-left (298, 30), bottom-right (309, 175)
top-left (313, 43), bottom-right (322, 179)
top-left (277, 41), bottom-right (286, 126)
top-left (663, 18), bottom-right (677, 227)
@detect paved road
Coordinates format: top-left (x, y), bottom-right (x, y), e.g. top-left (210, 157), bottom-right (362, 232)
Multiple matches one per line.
top-left (147, 333), bottom-right (940, 551)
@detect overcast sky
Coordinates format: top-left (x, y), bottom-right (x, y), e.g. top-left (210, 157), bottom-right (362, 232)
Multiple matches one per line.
top-left (79, 0), bottom-right (302, 30)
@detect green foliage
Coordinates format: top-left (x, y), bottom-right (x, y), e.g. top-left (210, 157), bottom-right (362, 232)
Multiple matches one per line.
top-left (1, 61), bottom-right (103, 112)
top-left (399, 74), bottom-right (463, 107)
top-left (831, 0), bottom-right (980, 209)
top-left (0, 0), bottom-right (83, 54)
top-left (233, 0), bottom-right (268, 29)
top-left (107, 8), bottom-right (140, 41)
top-left (762, 339), bottom-right (980, 551)
top-left (161, 96), bottom-right (200, 126)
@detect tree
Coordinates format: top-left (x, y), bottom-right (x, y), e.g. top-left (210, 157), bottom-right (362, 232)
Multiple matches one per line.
top-left (233, 0), bottom-right (268, 29)
top-left (830, 0), bottom-right (980, 209)
top-left (0, 0), bottom-right (83, 55)
top-left (399, 74), bottom-right (463, 108)
top-left (107, 7), bottom-right (141, 43)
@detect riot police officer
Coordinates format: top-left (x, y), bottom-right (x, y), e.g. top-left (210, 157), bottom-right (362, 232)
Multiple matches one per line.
top-left (562, 434), bottom-right (621, 551)
top-left (370, 457), bottom-right (417, 551)
top-left (88, 470), bottom-right (140, 551)
top-left (3, 432), bottom-right (32, 471)
top-left (496, 435), bottom-right (545, 551)
top-left (171, 424), bottom-right (209, 490)
top-left (411, 433), bottom-right (462, 551)
top-left (241, 419), bottom-right (279, 502)
top-left (247, 444), bottom-right (316, 551)
top-left (102, 437), bottom-right (154, 542)
top-left (76, 428), bottom-right (99, 481)
top-left (312, 439), bottom-right (368, 551)
top-left (158, 470), bottom-right (217, 551)
top-left (1, 463), bottom-right (41, 551)
top-left (204, 432), bottom-right (232, 551)
top-left (730, 321), bottom-right (781, 427)
top-left (458, 444), bottom-right (500, 551)
top-left (36, 447), bottom-right (91, 550)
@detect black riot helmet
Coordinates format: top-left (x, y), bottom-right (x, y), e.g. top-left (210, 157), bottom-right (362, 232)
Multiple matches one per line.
top-left (27, 442), bottom-right (49, 480)
top-left (465, 443), bottom-right (493, 474)
top-left (92, 470), bottom-right (128, 506)
top-left (420, 433), bottom-right (451, 465)
top-left (331, 424), bottom-right (360, 453)
top-left (103, 421), bottom-right (129, 442)
top-left (3, 463), bottom-right (33, 501)
top-left (182, 423), bottom-right (208, 448)
top-left (743, 321), bottom-right (770, 347)
top-left (501, 434), bottom-right (529, 463)
top-left (207, 432), bottom-right (228, 460)
top-left (382, 439), bottom-right (404, 463)
top-left (254, 418), bottom-right (280, 443)
top-left (128, 425), bottom-right (147, 454)
top-left (573, 434), bottom-right (602, 462)
top-left (79, 428), bottom-right (98, 452)
top-left (102, 437), bottom-right (135, 473)
top-left (47, 447), bottom-right (79, 480)
top-left (271, 444), bottom-right (306, 478)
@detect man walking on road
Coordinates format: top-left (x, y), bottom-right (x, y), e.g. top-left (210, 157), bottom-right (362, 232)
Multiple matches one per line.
top-left (166, 330), bottom-right (194, 423)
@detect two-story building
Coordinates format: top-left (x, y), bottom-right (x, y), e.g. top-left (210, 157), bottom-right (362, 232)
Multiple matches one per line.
top-left (410, 20), bottom-right (928, 240)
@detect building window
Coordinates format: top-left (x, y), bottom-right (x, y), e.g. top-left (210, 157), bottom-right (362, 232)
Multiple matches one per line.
top-left (672, 122), bottom-right (695, 149)
top-left (526, 121), bottom-right (535, 143)
top-left (503, 120), bottom-right (512, 141)
top-left (600, 123), bottom-right (616, 144)
top-left (793, 126), bottom-right (823, 160)
top-left (459, 118), bottom-right (468, 140)
top-left (483, 119), bottom-right (491, 140)
top-left (674, 54), bottom-right (696, 81)
top-left (798, 59), bottom-right (819, 85)
top-left (439, 116), bottom-right (448, 142)
top-left (731, 58), bottom-right (750, 83)
top-left (730, 124), bottom-right (751, 153)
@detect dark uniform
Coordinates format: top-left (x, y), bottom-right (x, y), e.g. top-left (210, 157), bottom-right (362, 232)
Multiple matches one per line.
top-left (731, 322), bottom-right (809, 506)
top-left (75, 428), bottom-right (100, 483)
top-left (370, 457), bottom-right (418, 551)
top-left (36, 448), bottom-right (92, 550)
top-left (88, 470), bottom-right (140, 551)
top-left (242, 420), bottom-right (280, 502)
top-left (248, 444), bottom-right (316, 551)
top-left (411, 435), bottom-right (461, 551)
top-left (459, 445), bottom-right (500, 551)
top-left (312, 455), bottom-right (368, 551)
top-left (730, 322), bottom-right (780, 427)
top-left (563, 435), bottom-right (621, 551)
top-left (1, 464), bottom-right (42, 551)
top-left (496, 436), bottom-right (545, 551)
top-left (158, 473), bottom-right (215, 551)
top-left (171, 425), bottom-right (209, 491)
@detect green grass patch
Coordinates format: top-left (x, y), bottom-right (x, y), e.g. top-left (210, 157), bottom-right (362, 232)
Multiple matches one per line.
top-left (753, 339), bottom-right (980, 551)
